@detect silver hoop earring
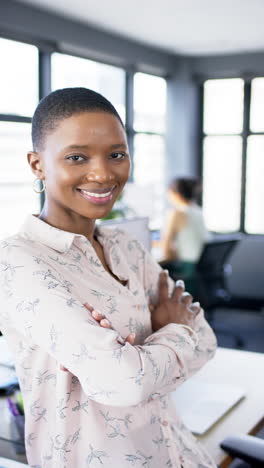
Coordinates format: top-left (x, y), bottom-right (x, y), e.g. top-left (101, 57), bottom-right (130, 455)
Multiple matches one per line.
top-left (33, 178), bottom-right (46, 194)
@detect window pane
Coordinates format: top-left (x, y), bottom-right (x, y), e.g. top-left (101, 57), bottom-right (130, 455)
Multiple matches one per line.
top-left (250, 78), bottom-right (264, 132)
top-left (125, 134), bottom-right (165, 229)
top-left (245, 136), bottom-right (264, 233)
top-left (134, 73), bottom-right (166, 133)
top-left (0, 122), bottom-right (40, 239)
top-left (51, 53), bottom-right (125, 122)
top-left (203, 79), bottom-right (244, 135)
top-left (0, 38), bottom-right (38, 117)
top-left (203, 136), bottom-right (242, 232)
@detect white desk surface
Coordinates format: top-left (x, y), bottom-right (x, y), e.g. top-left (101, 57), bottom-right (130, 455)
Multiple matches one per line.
top-left (195, 347), bottom-right (264, 467)
top-left (0, 457), bottom-right (27, 467)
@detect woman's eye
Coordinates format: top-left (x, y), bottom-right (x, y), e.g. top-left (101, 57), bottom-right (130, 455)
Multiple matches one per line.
top-left (68, 155), bottom-right (85, 162)
top-left (110, 152), bottom-right (125, 160)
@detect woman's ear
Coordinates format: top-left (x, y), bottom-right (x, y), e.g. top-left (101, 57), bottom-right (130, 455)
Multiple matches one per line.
top-left (27, 151), bottom-right (45, 179)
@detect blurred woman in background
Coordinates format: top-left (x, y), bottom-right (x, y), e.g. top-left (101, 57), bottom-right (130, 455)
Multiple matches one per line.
top-left (161, 177), bottom-right (210, 293)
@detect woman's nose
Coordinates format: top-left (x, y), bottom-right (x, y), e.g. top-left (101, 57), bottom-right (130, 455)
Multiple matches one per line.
top-left (85, 160), bottom-right (114, 183)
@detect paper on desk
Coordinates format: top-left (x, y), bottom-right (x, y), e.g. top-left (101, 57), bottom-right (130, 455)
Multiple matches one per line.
top-left (0, 337), bottom-right (15, 367)
top-left (0, 365), bottom-right (18, 389)
top-left (0, 456), bottom-right (28, 467)
top-left (0, 337), bottom-right (18, 389)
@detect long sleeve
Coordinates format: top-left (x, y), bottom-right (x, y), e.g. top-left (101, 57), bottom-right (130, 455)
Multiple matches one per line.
top-left (0, 244), bottom-right (216, 408)
top-left (142, 243), bottom-right (217, 378)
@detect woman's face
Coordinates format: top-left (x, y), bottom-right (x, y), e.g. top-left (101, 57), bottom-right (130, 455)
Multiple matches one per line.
top-left (31, 111), bottom-right (131, 222)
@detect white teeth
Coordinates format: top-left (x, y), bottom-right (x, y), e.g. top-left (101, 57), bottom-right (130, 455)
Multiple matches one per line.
top-left (80, 189), bottom-right (112, 198)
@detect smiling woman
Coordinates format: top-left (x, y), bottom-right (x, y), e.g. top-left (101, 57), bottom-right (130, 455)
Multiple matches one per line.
top-left (28, 88), bottom-right (130, 244)
top-left (0, 87), bottom-right (217, 468)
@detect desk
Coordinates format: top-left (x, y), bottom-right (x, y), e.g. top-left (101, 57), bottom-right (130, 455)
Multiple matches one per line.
top-left (195, 347), bottom-right (264, 467)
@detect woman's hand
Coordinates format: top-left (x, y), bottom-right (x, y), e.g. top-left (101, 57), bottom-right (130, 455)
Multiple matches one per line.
top-left (150, 271), bottom-right (201, 332)
top-left (83, 302), bottom-right (136, 345)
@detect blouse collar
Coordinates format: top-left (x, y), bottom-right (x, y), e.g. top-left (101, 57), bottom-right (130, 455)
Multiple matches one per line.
top-left (20, 215), bottom-right (89, 253)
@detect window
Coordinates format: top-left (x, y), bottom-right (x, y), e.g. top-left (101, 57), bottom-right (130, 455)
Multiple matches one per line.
top-left (203, 79), bottom-right (244, 135)
top-left (130, 73), bottom-right (167, 229)
top-left (203, 136), bottom-right (242, 232)
top-left (202, 79), bottom-right (244, 232)
top-left (202, 77), bottom-right (264, 234)
top-left (0, 38), bottom-right (39, 239)
top-left (0, 38), bottom-right (38, 117)
top-left (250, 78), bottom-right (264, 132)
top-left (133, 73), bottom-right (166, 133)
top-left (246, 78), bottom-right (264, 233)
top-left (245, 136), bottom-right (264, 233)
top-left (51, 53), bottom-right (126, 122)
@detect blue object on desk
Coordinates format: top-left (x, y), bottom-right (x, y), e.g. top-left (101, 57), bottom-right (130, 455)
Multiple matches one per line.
top-left (6, 397), bottom-right (26, 455)
top-left (0, 364), bottom-right (19, 392)
top-left (7, 398), bottom-right (19, 416)
top-left (0, 337), bottom-right (18, 391)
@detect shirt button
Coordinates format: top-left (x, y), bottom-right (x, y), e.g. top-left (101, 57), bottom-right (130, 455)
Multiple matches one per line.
top-left (162, 420), bottom-right (169, 426)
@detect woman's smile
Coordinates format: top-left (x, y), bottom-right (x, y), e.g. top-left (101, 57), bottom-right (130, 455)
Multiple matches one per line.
top-left (76, 185), bottom-right (117, 204)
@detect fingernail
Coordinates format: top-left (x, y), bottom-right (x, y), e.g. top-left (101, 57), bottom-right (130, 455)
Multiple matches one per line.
top-left (101, 319), bottom-right (110, 326)
top-left (92, 310), bottom-right (100, 317)
top-left (192, 301), bottom-right (200, 307)
top-left (182, 291), bottom-right (191, 297)
top-left (176, 279), bottom-right (185, 288)
top-left (60, 364), bottom-right (68, 372)
top-left (161, 269), bottom-right (169, 276)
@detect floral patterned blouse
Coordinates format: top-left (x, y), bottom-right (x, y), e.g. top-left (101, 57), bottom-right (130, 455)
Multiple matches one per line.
top-left (0, 214), bottom-right (217, 468)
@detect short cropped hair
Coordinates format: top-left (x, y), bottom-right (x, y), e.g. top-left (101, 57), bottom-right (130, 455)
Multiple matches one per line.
top-left (32, 87), bottom-right (124, 151)
top-left (169, 177), bottom-right (200, 201)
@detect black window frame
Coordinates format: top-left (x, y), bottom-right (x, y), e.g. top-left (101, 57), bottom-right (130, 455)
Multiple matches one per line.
top-left (200, 77), bottom-right (264, 234)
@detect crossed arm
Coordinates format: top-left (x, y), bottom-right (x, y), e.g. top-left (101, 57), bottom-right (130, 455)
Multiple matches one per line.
top-left (0, 249), bottom-right (216, 407)
top-left (85, 271), bottom-right (201, 339)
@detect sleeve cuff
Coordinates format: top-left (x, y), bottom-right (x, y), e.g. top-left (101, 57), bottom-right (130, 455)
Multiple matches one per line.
top-left (145, 322), bottom-right (198, 347)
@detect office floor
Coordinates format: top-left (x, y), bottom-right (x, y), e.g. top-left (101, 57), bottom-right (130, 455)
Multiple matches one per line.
top-left (209, 308), bottom-right (264, 353)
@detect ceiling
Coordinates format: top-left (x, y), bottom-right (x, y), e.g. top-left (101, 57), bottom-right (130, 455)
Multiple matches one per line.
top-left (16, 0), bottom-right (264, 56)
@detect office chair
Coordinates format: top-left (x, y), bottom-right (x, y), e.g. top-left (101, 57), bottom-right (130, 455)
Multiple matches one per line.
top-left (225, 235), bottom-right (264, 311)
top-left (160, 234), bottom-right (264, 348)
top-left (195, 235), bottom-right (246, 347)
top-left (195, 235), bottom-right (242, 321)
top-left (198, 234), bottom-right (264, 349)
top-left (220, 433), bottom-right (264, 467)
top-left (160, 236), bottom-right (241, 313)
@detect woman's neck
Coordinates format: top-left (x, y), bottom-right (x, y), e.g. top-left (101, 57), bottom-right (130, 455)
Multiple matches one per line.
top-left (176, 199), bottom-right (192, 209)
top-left (38, 208), bottom-right (97, 243)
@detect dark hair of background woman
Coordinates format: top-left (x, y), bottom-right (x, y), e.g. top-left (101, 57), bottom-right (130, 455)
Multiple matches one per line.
top-left (169, 177), bottom-right (201, 202)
